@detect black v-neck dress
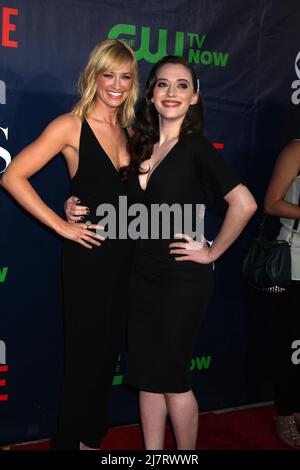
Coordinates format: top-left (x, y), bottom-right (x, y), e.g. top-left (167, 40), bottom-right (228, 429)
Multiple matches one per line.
top-left (56, 119), bottom-right (132, 449)
top-left (124, 132), bottom-right (241, 393)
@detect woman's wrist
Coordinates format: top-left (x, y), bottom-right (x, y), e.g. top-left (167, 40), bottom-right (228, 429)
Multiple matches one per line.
top-left (52, 218), bottom-right (69, 236)
top-left (207, 245), bottom-right (219, 263)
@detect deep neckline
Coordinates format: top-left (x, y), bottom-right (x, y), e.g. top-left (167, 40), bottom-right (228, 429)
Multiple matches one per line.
top-left (85, 118), bottom-right (125, 175)
top-left (138, 138), bottom-right (182, 192)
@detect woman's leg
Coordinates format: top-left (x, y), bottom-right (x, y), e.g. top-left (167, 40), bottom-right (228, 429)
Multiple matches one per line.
top-left (289, 282), bottom-right (300, 417)
top-left (165, 390), bottom-right (198, 450)
top-left (273, 281), bottom-right (300, 447)
top-left (79, 442), bottom-right (98, 450)
top-left (55, 281), bottom-right (124, 450)
top-left (139, 391), bottom-right (168, 450)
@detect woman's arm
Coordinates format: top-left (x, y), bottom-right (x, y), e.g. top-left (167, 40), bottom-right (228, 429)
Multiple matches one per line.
top-left (0, 114), bottom-right (102, 248)
top-left (208, 184), bottom-right (257, 261)
top-left (169, 184), bottom-right (257, 263)
top-left (264, 141), bottom-right (300, 219)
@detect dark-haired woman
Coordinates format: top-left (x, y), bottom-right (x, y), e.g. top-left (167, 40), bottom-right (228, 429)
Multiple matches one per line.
top-left (123, 56), bottom-right (256, 450)
top-left (65, 56), bottom-right (256, 450)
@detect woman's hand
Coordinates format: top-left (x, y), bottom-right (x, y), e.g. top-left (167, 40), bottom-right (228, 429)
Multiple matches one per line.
top-left (169, 233), bottom-right (214, 264)
top-left (57, 220), bottom-right (104, 249)
top-left (64, 195), bottom-right (90, 223)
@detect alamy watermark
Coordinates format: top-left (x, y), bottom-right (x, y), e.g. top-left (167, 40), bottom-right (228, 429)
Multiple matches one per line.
top-left (90, 196), bottom-right (205, 243)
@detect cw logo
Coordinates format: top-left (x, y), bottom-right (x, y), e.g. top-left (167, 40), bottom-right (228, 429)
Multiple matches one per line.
top-left (108, 24), bottom-right (229, 66)
top-left (109, 24), bottom-right (184, 63)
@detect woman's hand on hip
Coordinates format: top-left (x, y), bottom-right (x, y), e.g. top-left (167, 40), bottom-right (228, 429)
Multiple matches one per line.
top-left (169, 233), bottom-right (214, 264)
top-left (57, 220), bottom-right (104, 249)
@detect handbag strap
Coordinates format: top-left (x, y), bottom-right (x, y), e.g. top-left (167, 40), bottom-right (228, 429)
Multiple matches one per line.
top-left (257, 213), bottom-right (268, 240)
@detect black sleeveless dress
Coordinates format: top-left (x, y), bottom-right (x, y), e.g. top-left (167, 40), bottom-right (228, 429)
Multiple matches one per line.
top-left (124, 132), bottom-right (241, 393)
top-left (55, 119), bottom-right (132, 449)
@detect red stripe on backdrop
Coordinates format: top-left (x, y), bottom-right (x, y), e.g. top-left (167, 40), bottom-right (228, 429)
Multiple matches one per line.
top-left (0, 366), bottom-right (8, 400)
top-left (213, 143), bottom-right (224, 149)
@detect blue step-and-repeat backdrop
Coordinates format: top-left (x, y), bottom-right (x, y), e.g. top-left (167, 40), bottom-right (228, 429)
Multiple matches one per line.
top-left (1, 0), bottom-right (300, 444)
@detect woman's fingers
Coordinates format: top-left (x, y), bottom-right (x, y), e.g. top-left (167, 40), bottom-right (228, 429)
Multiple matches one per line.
top-left (81, 235), bottom-right (101, 246)
top-left (174, 232), bottom-right (194, 242)
top-left (169, 248), bottom-right (191, 256)
top-left (73, 223), bottom-right (105, 247)
top-left (70, 195), bottom-right (85, 209)
top-left (84, 231), bottom-right (105, 242)
top-left (66, 195), bottom-right (90, 218)
top-left (91, 223), bottom-right (105, 233)
top-left (169, 242), bottom-right (187, 249)
top-left (188, 240), bottom-right (205, 251)
top-left (78, 223), bottom-right (105, 239)
top-left (67, 214), bottom-right (82, 223)
top-left (78, 238), bottom-right (93, 249)
top-left (170, 236), bottom-right (206, 251)
top-left (79, 222), bottom-right (104, 231)
top-left (70, 204), bottom-right (89, 216)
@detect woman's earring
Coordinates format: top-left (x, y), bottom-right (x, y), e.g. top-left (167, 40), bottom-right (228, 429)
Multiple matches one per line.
top-left (196, 78), bottom-right (200, 94)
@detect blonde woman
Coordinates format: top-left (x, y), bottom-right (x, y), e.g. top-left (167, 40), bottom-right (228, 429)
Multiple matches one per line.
top-left (0, 39), bottom-right (139, 450)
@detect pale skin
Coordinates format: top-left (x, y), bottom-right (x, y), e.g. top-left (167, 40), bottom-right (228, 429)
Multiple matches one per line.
top-left (0, 63), bottom-right (133, 450)
top-left (66, 63), bottom-right (257, 450)
top-left (264, 141), bottom-right (300, 448)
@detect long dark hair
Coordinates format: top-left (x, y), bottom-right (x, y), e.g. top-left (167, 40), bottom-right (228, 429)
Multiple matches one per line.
top-left (124, 55), bottom-right (204, 177)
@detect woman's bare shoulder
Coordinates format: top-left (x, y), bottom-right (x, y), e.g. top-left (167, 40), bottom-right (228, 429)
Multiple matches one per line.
top-left (277, 140), bottom-right (300, 168)
top-left (46, 113), bottom-right (82, 133)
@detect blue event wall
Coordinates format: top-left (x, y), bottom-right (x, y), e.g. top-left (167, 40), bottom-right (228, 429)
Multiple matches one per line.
top-left (1, 0), bottom-right (300, 444)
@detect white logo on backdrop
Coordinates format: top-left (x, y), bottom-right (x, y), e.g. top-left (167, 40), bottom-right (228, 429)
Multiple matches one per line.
top-left (0, 80), bottom-right (6, 104)
top-left (0, 126), bottom-right (11, 173)
top-left (291, 51), bottom-right (300, 105)
top-left (0, 340), bottom-right (6, 365)
top-left (291, 339), bottom-right (300, 365)
top-left (0, 80), bottom-right (11, 172)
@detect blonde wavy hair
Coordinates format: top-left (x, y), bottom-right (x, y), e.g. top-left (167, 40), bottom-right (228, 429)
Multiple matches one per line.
top-left (72, 39), bottom-right (139, 128)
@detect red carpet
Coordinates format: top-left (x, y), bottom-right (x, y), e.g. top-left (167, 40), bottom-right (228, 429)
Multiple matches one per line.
top-left (3, 404), bottom-right (300, 451)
